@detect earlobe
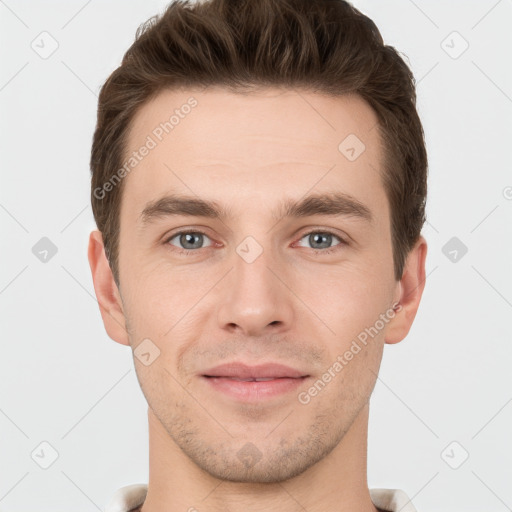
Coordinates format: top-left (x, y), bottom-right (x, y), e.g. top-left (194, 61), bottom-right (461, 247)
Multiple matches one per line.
top-left (87, 230), bottom-right (130, 346)
top-left (385, 235), bottom-right (428, 345)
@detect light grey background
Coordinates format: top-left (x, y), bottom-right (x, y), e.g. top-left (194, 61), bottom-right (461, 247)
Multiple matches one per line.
top-left (1, 1), bottom-right (511, 511)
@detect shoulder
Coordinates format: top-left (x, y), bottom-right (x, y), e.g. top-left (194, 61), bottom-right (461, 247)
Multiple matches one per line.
top-left (370, 488), bottom-right (418, 512)
top-left (104, 483), bottom-right (148, 512)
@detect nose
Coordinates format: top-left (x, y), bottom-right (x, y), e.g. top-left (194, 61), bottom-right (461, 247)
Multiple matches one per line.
top-left (216, 245), bottom-right (294, 337)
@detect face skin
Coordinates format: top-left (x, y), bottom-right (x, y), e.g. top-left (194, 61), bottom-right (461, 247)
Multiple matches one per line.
top-left (88, 87), bottom-right (427, 512)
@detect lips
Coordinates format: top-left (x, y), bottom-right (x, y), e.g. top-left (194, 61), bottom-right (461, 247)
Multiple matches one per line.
top-left (201, 363), bottom-right (310, 402)
top-left (223, 377), bottom-right (277, 382)
top-left (202, 362), bottom-right (308, 380)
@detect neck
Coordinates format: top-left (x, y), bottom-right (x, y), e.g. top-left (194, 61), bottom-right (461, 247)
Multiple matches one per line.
top-left (140, 403), bottom-right (379, 512)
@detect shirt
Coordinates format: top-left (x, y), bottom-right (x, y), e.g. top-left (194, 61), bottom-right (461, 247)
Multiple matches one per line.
top-left (104, 483), bottom-right (419, 512)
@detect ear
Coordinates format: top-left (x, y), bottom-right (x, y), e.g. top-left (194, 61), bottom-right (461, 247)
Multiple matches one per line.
top-left (385, 235), bottom-right (428, 344)
top-left (87, 230), bottom-right (130, 346)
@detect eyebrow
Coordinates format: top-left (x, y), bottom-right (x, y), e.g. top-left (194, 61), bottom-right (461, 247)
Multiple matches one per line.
top-left (138, 192), bottom-right (373, 227)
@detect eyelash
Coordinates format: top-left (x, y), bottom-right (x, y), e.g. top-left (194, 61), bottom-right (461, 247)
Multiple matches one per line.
top-left (164, 229), bottom-right (348, 256)
top-left (164, 230), bottom-right (214, 257)
top-left (298, 229), bottom-right (348, 255)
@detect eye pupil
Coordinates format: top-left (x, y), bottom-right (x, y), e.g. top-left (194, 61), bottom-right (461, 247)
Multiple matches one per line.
top-left (181, 233), bottom-right (203, 249)
top-left (310, 233), bottom-right (332, 249)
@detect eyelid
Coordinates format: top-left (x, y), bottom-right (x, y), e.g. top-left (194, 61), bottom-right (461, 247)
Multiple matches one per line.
top-left (294, 228), bottom-right (348, 249)
top-left (163, 227), bottom-right (349, 253)
top-left (164, 228), bottom-right (216, 250)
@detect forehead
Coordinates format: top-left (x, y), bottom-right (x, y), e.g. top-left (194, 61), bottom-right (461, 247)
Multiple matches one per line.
top-left (121, 86), bottom-right (386, 226)
top-left (127, 86), bottom-right (380, 159)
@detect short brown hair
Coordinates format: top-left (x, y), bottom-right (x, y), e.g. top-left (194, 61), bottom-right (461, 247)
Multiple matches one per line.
top-left (90, 0), bottom-right (427, 287)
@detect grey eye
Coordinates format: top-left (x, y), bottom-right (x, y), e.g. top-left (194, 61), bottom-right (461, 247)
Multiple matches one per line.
top-left (297, 232), bottom-right (342, 250)
top-left (308, 232), bottom-right (333, 249)
top-left (168, 232), bottom-right (212, 250)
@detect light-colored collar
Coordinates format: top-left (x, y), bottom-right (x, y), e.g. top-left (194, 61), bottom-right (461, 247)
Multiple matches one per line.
top-left (105, 484), bottom-right (418, 512)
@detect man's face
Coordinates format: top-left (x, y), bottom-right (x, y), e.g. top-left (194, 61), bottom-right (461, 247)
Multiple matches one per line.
top-left (115, 87), bottom-right (401, 482)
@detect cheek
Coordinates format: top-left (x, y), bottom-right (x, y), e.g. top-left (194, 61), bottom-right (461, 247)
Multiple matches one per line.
top-left (133, 357), bottom-right (193, 428)
top-left (121, 261), bottom-right (215, 366)
top-left (122, 257), bottom-right (191, 321)
top-left (292, 263), bottom-right (391, 342)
